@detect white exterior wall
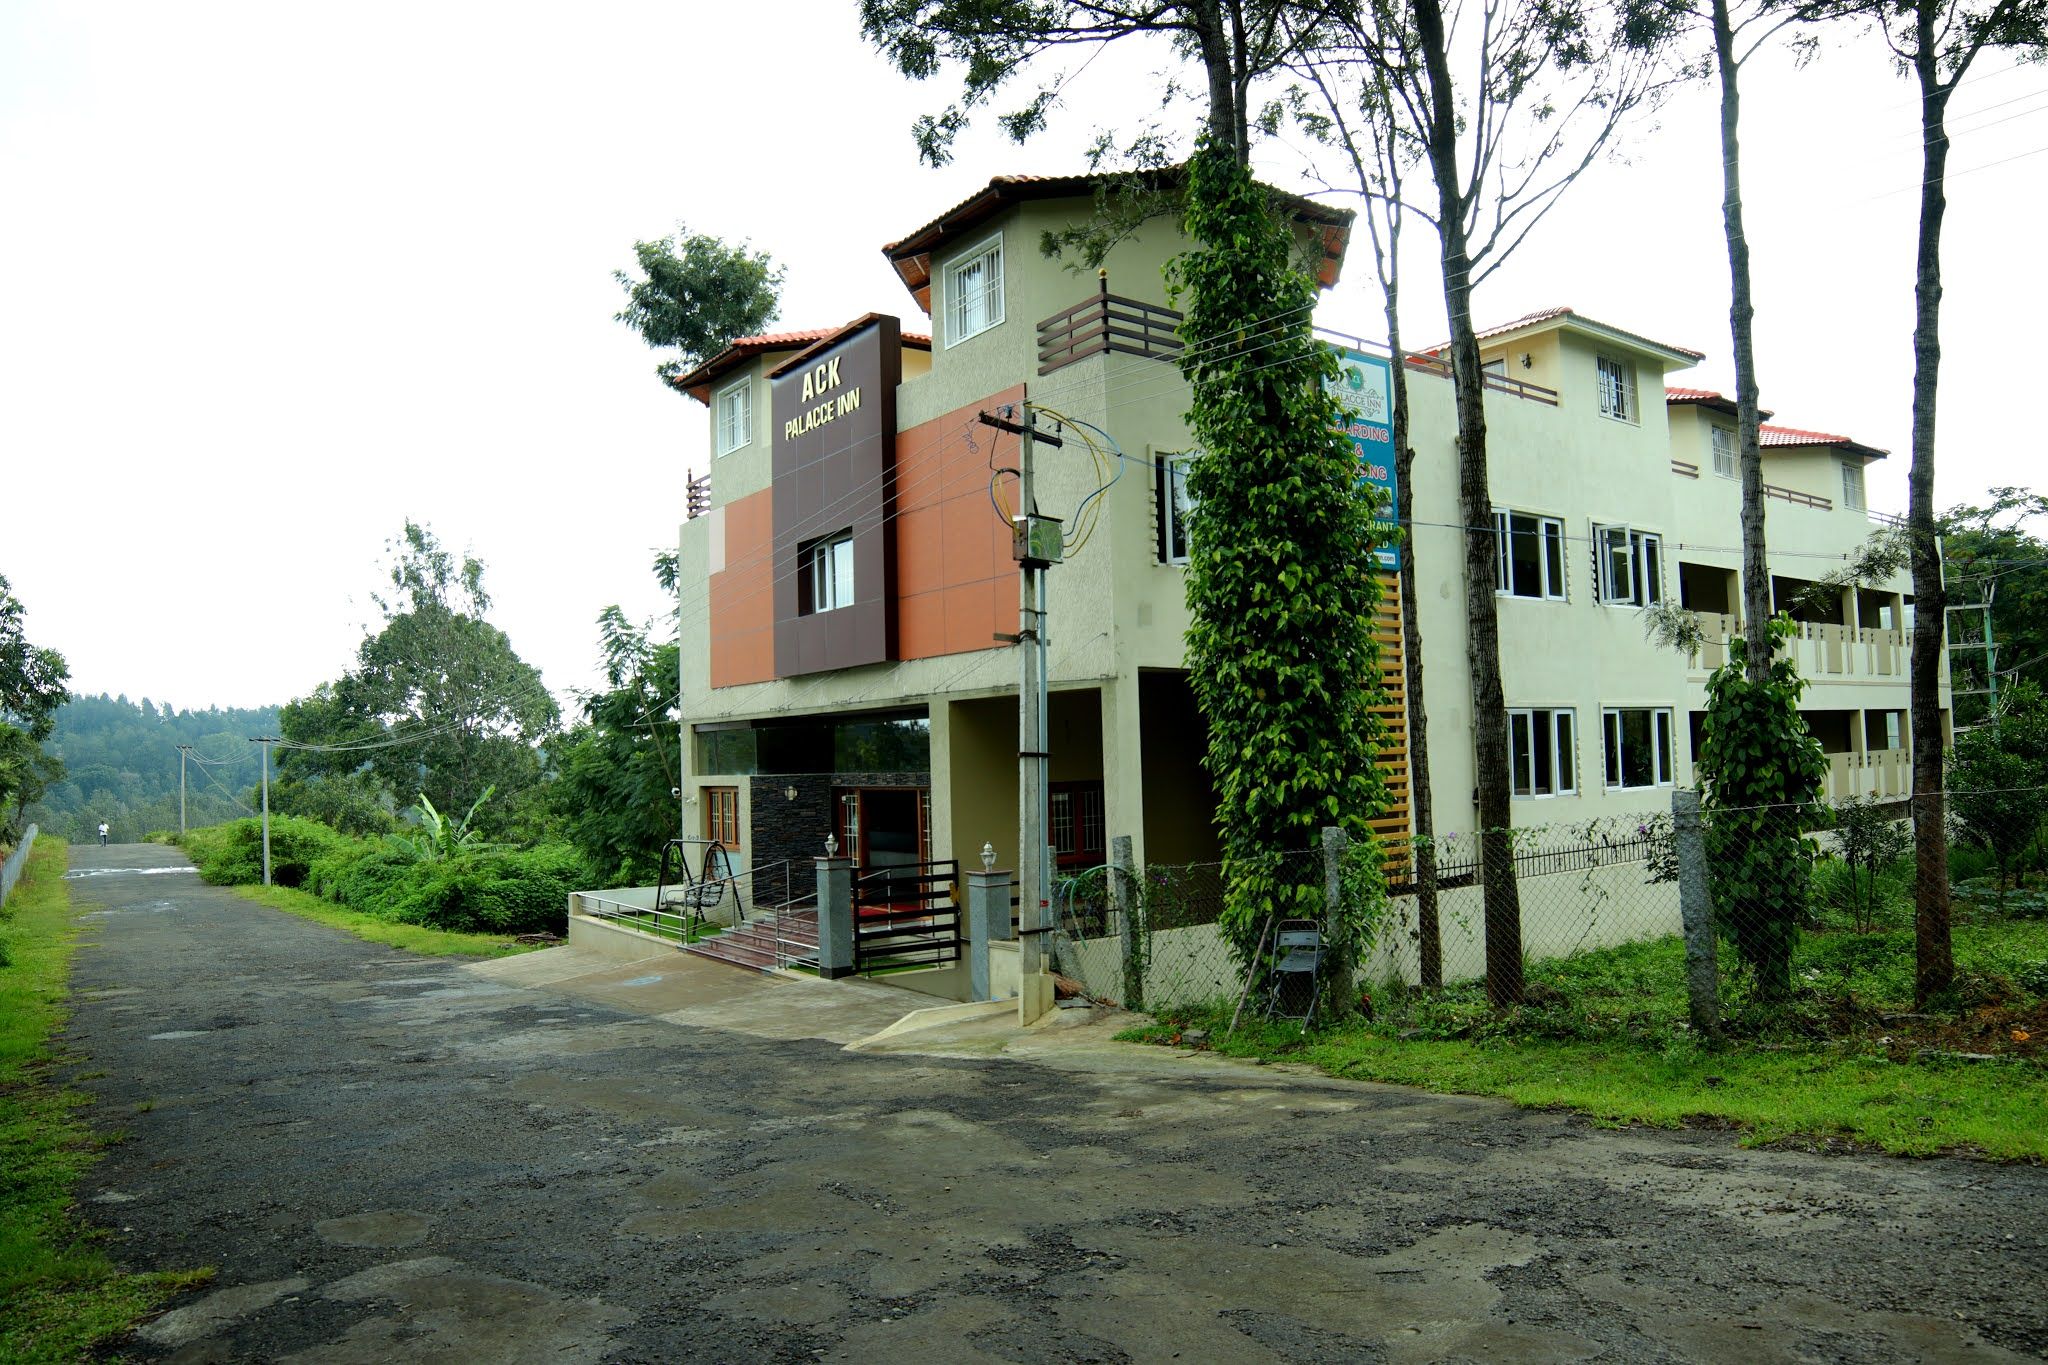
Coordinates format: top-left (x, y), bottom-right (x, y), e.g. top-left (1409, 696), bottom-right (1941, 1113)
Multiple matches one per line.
top-left (673, 185), bottom-right (1946, 874)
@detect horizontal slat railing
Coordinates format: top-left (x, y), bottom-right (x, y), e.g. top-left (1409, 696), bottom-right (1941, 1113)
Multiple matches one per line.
top-left (1037, 290), bottom-right (1185, 376)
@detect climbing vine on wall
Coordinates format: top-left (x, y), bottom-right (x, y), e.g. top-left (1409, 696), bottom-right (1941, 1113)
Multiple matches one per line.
top-left (1698, 615), bottom-right (1828, 998)
top-left (1166, 140), bottom-right (1393, 997)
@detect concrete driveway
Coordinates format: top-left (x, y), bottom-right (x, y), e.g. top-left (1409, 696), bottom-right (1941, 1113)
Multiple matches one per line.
top-left (61, 842), bottom-right (2048, 1362)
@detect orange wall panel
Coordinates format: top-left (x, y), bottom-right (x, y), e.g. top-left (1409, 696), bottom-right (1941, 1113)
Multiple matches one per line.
top-left (894, 385), bottom-right (1024, 662)
top-left (709, 488), bottom-right (776, 688)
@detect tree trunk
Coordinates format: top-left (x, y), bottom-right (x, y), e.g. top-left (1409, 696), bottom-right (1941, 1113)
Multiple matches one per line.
top-left (1388, 284), bottom-right (1443, 989)
top-left (1414, 0), bottom-right (1522, 1004)
top-left (1909, 13), bottom-right (1954, 1004)
top-left (1712, 0), bottom-right (1772, 681)
top-left (1191, 0), bottom-right (1247, 159)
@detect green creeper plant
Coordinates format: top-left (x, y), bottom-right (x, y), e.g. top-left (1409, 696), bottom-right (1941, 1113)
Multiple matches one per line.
top-left (1167, 139), bottom-right (1392, 1001)
top-left (1696, 615), bottom-right (1828, 998)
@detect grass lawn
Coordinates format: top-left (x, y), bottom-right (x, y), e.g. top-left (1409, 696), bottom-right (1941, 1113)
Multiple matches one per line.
top-left (0, 839), bottom-right (211, 1361)
top-left (231, 884), bottom-right (545, 959)
top-left (1126, 913), bottom-right (2048, 1162)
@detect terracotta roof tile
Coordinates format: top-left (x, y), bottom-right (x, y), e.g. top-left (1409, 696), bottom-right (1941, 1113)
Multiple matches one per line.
top-left (671, 322), bottom-right (931, 401)
top-left (1762, 422), bottom-right (1886, 459)
top-left (881, 167), bottom-right (1354, 311)
top-left (1428, 307), bottom-right (1703, 363)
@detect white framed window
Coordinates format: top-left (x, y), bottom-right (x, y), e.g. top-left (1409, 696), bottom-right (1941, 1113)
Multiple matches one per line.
top-left (1841, 459), bottom-right (1866, 511)
top-left (1594, 524), bottom-right (1663, 607)
top-left (1158, 452), bottom-right (1197, 564)
top-left (1493, 508), bottom-right (1567, 600)
top-left (1710, 425), bottom-right (1736, 479)
top-left (715, 379), bottom-right (752, 456)
top-left (799, 530), bottom-right (855, 614)
top-left (945, 235), bottom-right (1004, 346)
top-left (1508, 708), bottom-right (1577, 798)
top-left (1603, 707), bottom-right (1675, 789)
top-left (1596, 355), bottom-right (1637, 423)
top-left (1483, 357), bottom-right (1507, 377)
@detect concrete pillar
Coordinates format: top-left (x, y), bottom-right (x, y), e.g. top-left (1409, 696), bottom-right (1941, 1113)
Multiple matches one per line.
top-left (1672, 789), bottom-right (1719, 1036)
top-left (967, 866), bottom-right (1013, 1001)
top-left (814, 856), bottom-right (855, 980)
top-left (1100, 676), bottom-right (1147, 872)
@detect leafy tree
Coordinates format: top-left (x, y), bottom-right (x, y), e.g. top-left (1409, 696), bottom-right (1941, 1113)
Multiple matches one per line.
top-left (859, 0), bottom-right (1328, 163)
top-left (278, 522), bottom-right (557, 838)
top-left (1170, 140), bottom-right (1391, 993)
top-left (1697, 616), bottom-right (1829, 998)
top-left (1949, 679), bottom-right (2048, 905)
top-left (1853, 0), bottom-right (2048, 1005)
top-left (0, 573), bottom-right (71, 839)
top-left (865, 2), bottom-right (1395, 1008)
top-left (552, 615), bottom-right (680, 884)
top-left (0, 573), bottom-right (69, 741)
top-left (1286, 30), bottom-right (1447, 986)
top-left (615, 229), bottom-right (782, 390)
top-left (266, 771), bottom-right (396, 838)
top-left (1391, 0), bottom-right (1661, 1003)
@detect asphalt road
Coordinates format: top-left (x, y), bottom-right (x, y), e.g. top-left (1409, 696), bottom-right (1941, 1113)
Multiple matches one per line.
top-left (59, 841), bottom-right (2048, 1363)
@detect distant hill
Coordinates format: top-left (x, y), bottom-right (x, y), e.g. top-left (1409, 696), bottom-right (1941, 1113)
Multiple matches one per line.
top-left (31, 694), bottom-right (281, 842)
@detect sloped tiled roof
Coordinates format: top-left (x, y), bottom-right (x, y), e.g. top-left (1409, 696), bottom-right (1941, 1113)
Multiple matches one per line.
top-left (881, 168), bottom-right (1354, 313)
top-left (1762, 422), bottom-right (1887, 459)
top-left (672, 323), bottom-right (931, 402)
top-left (1440, 307), bottom-right (1703, 364)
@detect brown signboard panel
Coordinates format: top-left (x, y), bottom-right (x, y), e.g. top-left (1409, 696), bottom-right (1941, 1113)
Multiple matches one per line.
top-left (769, 316), bottom-right (901, 676)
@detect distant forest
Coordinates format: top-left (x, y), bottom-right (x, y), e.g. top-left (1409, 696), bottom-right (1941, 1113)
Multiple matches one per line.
top-left (30, 694), bottom-right (280, 842)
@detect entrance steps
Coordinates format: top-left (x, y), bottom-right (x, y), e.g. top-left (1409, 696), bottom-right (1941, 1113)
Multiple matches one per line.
top-left (684, 908), bottom-right (819, 973)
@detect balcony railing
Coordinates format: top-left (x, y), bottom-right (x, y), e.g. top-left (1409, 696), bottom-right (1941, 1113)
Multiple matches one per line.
top-left (1398, 353), bottom-right (1561, 406)
top-left (687, 472), bottom-right (710, 520)
top-left (1766, 482), bottom-right (1832, 511)
top-left (1037, 286), bottom-right (1185, 376)
top-left (1688, 611), bottom-right (1905, 678)
top-left (1671, 459), bottom-right (1700, 479)
top-left (1827, 748), bottom-right (1912, 803)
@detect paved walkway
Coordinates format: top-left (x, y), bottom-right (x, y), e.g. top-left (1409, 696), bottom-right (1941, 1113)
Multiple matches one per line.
top-left (61, 843), bottom-right (2048, 1362)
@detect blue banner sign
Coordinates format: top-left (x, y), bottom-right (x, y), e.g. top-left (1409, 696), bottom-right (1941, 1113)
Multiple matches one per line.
top-left (1325, 346), bottom-right (1399, 570)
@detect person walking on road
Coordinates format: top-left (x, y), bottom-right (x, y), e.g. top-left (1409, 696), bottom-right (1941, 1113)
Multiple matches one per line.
top-left (98, 821), bottom-right (109, 846)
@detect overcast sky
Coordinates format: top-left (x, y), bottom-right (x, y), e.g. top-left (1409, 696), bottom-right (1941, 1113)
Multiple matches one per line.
top-left (3, 2), bottom-right (2041, 713)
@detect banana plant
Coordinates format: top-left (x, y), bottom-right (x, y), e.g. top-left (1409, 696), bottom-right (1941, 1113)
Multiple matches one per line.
top-left (394, 784), bottom-right (495, 863)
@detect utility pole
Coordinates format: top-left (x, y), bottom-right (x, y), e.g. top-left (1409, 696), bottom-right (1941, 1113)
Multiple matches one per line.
top-left (251, 737), bottom-right (276, 886)
top-left (175, 745), bottom-right (192, 835)
top-left (978, 404), bottom-right (1061, 1011)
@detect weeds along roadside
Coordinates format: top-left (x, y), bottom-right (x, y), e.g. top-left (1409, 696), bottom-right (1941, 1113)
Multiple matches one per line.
top-left (0, 839), bottom-right (209, 1362)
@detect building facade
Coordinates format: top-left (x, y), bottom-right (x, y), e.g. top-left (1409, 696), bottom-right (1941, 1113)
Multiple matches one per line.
top-left (671, 172), bottom-right (1946, 899)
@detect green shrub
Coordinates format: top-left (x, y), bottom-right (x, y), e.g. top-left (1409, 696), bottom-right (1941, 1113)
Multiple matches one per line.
top-left (180, 816), bottom-right (353, 888)
top-left (1948, 841), bottom-right (1997, 884)
top-left (315, 842), bottom-right (422, 914)
top-left (382, 844), bottom-right (588, 934)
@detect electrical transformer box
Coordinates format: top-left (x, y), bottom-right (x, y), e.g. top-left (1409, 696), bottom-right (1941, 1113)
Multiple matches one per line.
top-left (1011, 513), bottom-right (1064, 567)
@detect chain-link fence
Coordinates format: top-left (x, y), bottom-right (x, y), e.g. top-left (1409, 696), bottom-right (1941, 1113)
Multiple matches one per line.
top-left (1047, 789), bottom-right (2048, 1054)
top-left (1051, 848), bottom-right (1328, 1014)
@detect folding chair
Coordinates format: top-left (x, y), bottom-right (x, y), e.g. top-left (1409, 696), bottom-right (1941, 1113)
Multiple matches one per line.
top-left (1264, 919), bottom-right (1323, 1031)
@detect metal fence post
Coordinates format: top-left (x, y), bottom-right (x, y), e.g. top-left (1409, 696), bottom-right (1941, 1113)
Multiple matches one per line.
top-left (1109, 835), bottom-right (1140, 1011)
top-left (966, 864), bottom-right (1013, 1001)
top-left (1673, 789), bottom-right (1720, 1035)
top-left (814, 855), bottom-right (855, 979)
